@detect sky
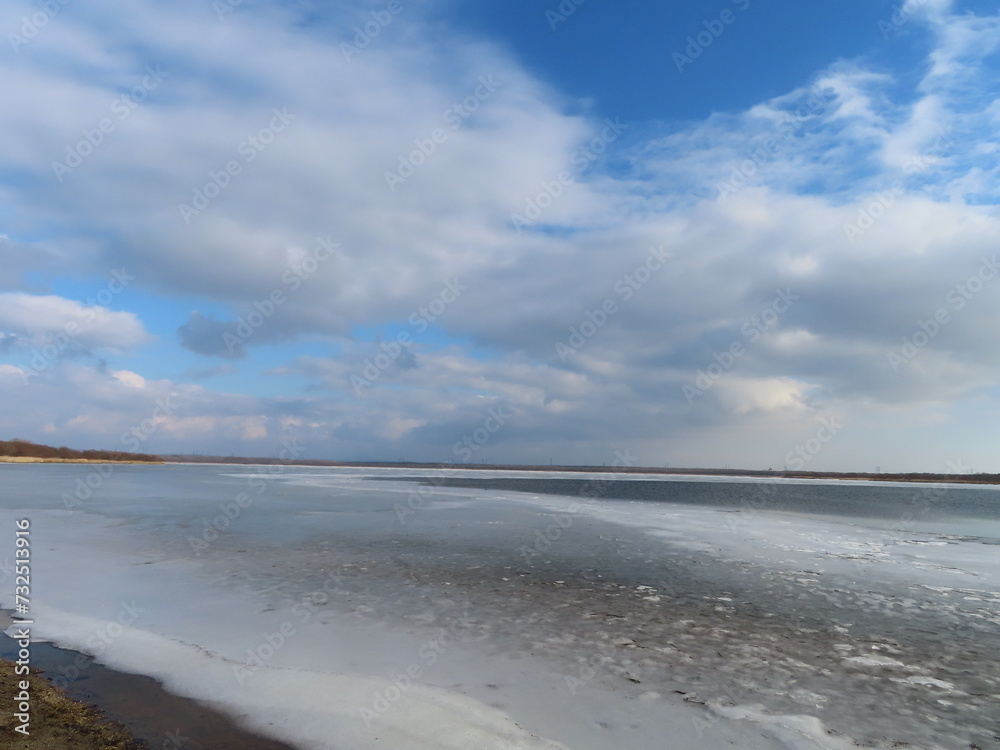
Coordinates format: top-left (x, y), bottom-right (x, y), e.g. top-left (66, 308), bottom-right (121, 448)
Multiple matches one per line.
top-left (1, 0), bottom-right (999, 472)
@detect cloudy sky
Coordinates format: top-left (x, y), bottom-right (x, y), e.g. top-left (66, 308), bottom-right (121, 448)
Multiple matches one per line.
top-left (1, 0), bottom-right (998, 471)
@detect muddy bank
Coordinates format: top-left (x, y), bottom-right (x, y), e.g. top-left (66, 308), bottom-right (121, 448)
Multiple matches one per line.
top-left (0, 616), bottom-right (298, 750)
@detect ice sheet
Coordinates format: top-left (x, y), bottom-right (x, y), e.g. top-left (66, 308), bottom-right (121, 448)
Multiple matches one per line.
top-left (0, 493), bottom-right (791, 750)
top-left (0, 464), bottom-right (997, 750)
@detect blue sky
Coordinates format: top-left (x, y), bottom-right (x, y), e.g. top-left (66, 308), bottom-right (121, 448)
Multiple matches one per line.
top-left (1, 0), bottom-right (999, 471)
top-left (451, 0), bottom-right (915, 122)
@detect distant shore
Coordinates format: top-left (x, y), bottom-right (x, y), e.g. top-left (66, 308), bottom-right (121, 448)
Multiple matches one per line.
top-left (3, 437), bottom-right (996, 484)
top-left (162, 455), bottom-right (1000, 485)
top-left (9, 454), bottom-right (996, 484)
top-left (0, 456), bottom-right (163, 465)
top-left (0, 439), bottom-right (161, 464)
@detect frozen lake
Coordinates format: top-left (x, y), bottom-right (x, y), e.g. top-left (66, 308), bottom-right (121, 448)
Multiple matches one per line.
top-left (1, 463), bottom-right (998, 749)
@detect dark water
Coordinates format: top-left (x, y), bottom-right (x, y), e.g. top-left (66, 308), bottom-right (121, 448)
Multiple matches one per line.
top-left (386, 474), bottom-right (1000, 521)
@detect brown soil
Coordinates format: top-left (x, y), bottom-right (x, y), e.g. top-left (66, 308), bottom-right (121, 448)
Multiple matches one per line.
top-left (0, 657), bottom-right (141, 749)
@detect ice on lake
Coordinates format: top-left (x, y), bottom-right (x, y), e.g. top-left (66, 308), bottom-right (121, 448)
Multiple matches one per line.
top-left (2, 464), bottom-right (998, 749)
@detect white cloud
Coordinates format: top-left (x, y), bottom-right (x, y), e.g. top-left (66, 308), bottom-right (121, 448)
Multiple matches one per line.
top-left (0, 0), bottom-right (999, 469)
top-left (0, 293), bottom-right (151, 352)
top-left (0, 364), bottom-right (26, 380)
top-left (113, 370), bottom-right (147, 389)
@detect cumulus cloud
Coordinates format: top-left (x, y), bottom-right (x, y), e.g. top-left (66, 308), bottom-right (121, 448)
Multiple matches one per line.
top-left (0, 0), bottom-right (998, 470)
top-left (0, 293), bottom-right (151, 353)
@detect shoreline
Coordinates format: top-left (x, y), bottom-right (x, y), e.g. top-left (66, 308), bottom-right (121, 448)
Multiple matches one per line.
top-left (0, 612), bottom-right (297, 750)
top-left (0, 656), bottom-right (140, 750)
top-left (9, 455), bottom-right (996, 485)
top-left (0, 457), bottom-right (163, 465)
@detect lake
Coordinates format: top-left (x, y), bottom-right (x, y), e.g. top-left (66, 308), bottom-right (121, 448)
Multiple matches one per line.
top-left (1, 463), bottom-right (998, 750)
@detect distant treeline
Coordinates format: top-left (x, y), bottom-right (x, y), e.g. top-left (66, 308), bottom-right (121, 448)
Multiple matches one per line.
top-left (0, 438), bottom-right (161, 463)
top-left (162, 455), bottom-right (1000, 484)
